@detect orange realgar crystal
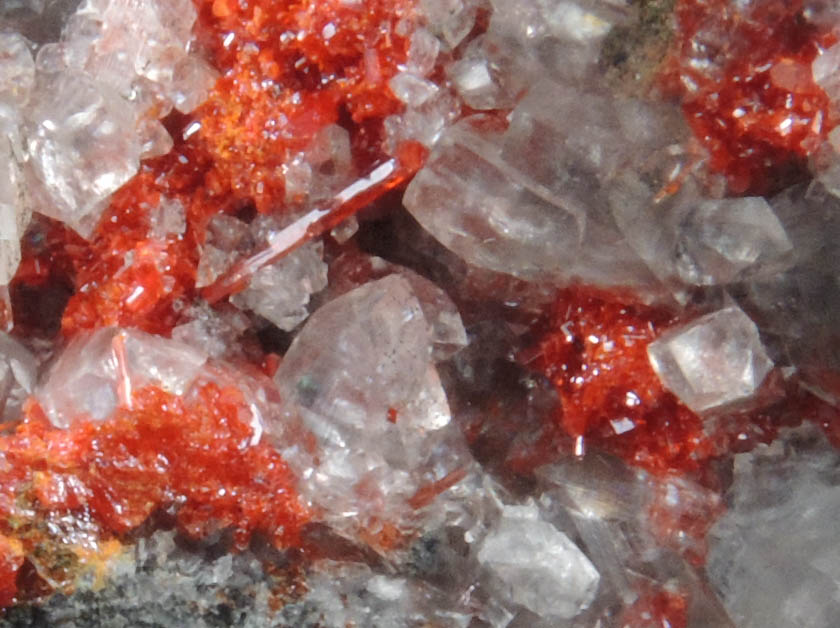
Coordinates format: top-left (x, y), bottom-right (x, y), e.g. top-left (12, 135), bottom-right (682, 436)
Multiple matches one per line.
top-left (0, 383), bottom-right (309, 605)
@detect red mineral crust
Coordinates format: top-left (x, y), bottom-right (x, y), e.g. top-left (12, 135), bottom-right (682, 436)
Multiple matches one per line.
top-left (0, 383), bottom-right (309, 605)
top-left (58, 170), bottom-right (204, 336)
top-left (11, 0), bottom-right (425, 338)
top-left (193, 0), bottom-right (418, 209)
top-left (0, 536), bottom-right (24, 608)
top-left (524, 286), bottom-right (840, 478)
top-left (524, 287), bottom-right (712, 474)
top-left (2, 0), bottom-right (429, 609)
top-left (666, 0), bottom-right (836, 194)
top-left (618, 588), bottom-right (688, 628)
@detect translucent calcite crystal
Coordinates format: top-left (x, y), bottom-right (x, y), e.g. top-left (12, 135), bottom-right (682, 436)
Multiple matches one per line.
top-left (477, 503), bottom-right (600, 619)
top-left (0, 331), bottom-right (37, 423)
top-left (0, 31), bottom-right (34, 288)
top-left (708, 428), bottom-right (840, 628)
top-left (197, 214), bottom-right (330, 332)
top-left (37, 326), bottom-right (207, 427)
top-left (268, 275), bottom-right (469, 544)
top-left (648, 306), bottom-right (775, 414)
top-left (22, 0), bottom-right (213, 237)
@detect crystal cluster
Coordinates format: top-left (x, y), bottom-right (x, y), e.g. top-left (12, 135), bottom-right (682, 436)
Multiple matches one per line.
top-left (23, 0), bottom-right (215, 236)
top-left (0, 0), bottom-right (839, 626)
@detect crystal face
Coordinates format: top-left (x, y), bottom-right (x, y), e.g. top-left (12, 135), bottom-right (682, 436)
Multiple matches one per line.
top-left (0, 0), bottom-right (839, 625)
top-left (647, 306), bottom-right (775, 414)
top-left (477, 504), bottom-right (600, 619)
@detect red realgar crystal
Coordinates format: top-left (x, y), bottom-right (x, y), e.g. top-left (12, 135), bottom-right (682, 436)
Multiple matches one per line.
top-left (0, 382), bottom-right (309, 605)
top-left (526, 286), bottom-right (713, 474)
top-left (667, 0), bottom-right (836, 194)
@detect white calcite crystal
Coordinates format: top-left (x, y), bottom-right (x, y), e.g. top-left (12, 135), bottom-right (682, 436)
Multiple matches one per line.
top-left (195, 214), bottom-right (251, 288)
top-left (37, 327), bottom-right (207, 428)
top-left (420, 0), bottom-right (481, 50)
top-left (0, 31), bottom-right (35, 104)
top-left (612, 177), bottom-right (796, 289)
top-left (477, 503), bottom-right (600, 620)
top-left (149, 197), bottom-right (187, 240)
top-left (812, 42), bottom-right (840, 104)
top-left (198, 213), bottom-right (329, 330)
top-left (171, 303), bottom-right (250, 360)
top-left (0, 132), bottom-right (29, 287)
top-left (25, 72), bottom-right (145, 237)
top-left (20, 0), bottom-right (215, 237)
top-left (404, 117), bottom-right (586, 280)
top-left (283, 123), bottom-right (356, 206)
top-left (389, 72), bottom-right (440, 107)
top-left (0, 31), bottom-right (35, 286)
top-left (647, 306), bottom-right (774, 413)
top-left (404, 107), bottom-right (658, 287)
top-left (231, 241), bottom-right (328, 332)
top-left (708, 429), bottom-right (840, 628)
top-left (398, 269), bottom-right (469, 361)
top-left (673, 197), bottom-right (793, 285)
top-left (383, 87), bottom-right (460, 154)
top-left (268, 275), bottom-right (469, 540)
top-left (0, 331), bottom-right (37, 422)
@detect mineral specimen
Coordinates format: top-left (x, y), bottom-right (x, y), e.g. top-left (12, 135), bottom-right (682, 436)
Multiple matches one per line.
top-left (0, 0), bottom-right (839, 625)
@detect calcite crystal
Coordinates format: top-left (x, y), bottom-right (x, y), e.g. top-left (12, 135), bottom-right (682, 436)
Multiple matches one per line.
top-left (0, 0), bottom-right (840, 626)
top-left (269, 275), bottom-right (470, 545)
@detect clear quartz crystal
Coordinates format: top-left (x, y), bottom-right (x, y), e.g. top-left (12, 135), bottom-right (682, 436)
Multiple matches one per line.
top-left (647, 306), bottom-right (774, 413)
